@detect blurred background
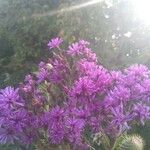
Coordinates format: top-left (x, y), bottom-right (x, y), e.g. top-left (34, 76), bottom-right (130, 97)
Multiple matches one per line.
top-left (0, 0), bottom-right (150, 149)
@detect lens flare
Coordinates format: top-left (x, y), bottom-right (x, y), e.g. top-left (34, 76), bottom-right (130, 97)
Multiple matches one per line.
top-left (32, 0), bottom-right (103, 18)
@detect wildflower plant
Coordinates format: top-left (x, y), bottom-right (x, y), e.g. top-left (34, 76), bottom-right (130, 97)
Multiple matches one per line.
top-left (0, 37), bottom-right (149, 149)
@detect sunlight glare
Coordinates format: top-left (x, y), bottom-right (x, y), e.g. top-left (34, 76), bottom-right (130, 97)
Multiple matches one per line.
top-left (133, 0), bottom-right (150, 25)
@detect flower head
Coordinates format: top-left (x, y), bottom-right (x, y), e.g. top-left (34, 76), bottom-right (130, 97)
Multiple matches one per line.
top-left (67, 40), bottom-right (90, 56)
top-left (0, 87), bottom-right (23, 109)
top-left (69, 76), bottom-right (97, 99)
top-left (109, 103), bottom-right (132, 134)
top-left (47, 37), bottom-right (63, 49)
top-left (36, 68), bottom-right (49, 82)
top-left (0, 125), bottom-right (18, 144)
top-left (46, 106), bottom-right (65, 144)
top-left (133, 103), bottom-right (150, 125)
top-left (48, 126), bottom-right (65, 144)
top-left (65, 118), bottom-right (85, 144)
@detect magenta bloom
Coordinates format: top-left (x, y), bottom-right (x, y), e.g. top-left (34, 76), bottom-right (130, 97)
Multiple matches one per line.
top-left (10, 109), bottom-right (29, 131)
top-left (65, 118), bottom-right (85, 144)
top-left (47, 37), bottom-right (63, 49)
top-left (110, 104), bottom-right (132, 132)
top-left (48, 126), bottom-right (65, 144)
top-left (36, 68), bottom-right (49, 82)
top-left (0, 126), bottom-right (18, 144)
top-left (70, 76), bottom-right (97, 99)
top-left (0, 87), bottom-right (23, 109)
top-left (67, 40), bottom-right (90, 56)
top-left (47, 106), bottom-right (65, 144)
top-left (133, 103), bottom-right (150, 125)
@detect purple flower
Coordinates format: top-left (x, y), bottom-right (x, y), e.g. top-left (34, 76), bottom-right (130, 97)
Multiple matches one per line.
top-left (76, 59), bottom-right (112, 93)
top-left (48, 125), bottom-right (65, 144)
top-left (36, 61), bottom-right (54, 83)
top-left (89, 117), bottom-right (101, 132)
top-left (124, 64), bottom-right (150, 78)
top-left (133, 103), bottom-right (150, 125)
top-left (67, 42), bottom-right (81, 56)
top-left (110, 71), bottom-right (123, 82)
top-left (38, 61), bottom-right (45, 68)
top-left (65, 118), bottom-right (85, 144)
top-left (83, 48), bottom-right (97, 62)
top-left (20, 130), bottom-right (37, 145)
top-left (0, 87), bottom-right (24, 109)
top-left (122, 64), bottom-right (150, 87)
top-left (47, 37), bottom-right (63, 49)
top-left (21, 74), bottom-right (35, 93)
top-left (0, 125), bottom-right (18, 144)
top-left (1, 38), bottom-right (150, 148)
top-left (25, 74), bottom-right (33, 83)
top-left (49, 106), bottom-right (64, 126)
top-left (110, 103), bottom-right (132, 133)
top-left (67, 40), bottom-right (90, 56)
top-left (36, 68), bottom-right (49, 82)
top-left (76, 59), bottom-right (98, 76)
top-left (48, 58), bottom-right (68, 83)
top-left (47, 106), bottom-right (65, 144)
top-left (79, 40), bottom-right (90, 46)
top-left (65, 107), bottom-right (90, 120)
top-left (70, 76), bottom-right (97, 97)
top-left (10, 109), bottom-right (29, 132)
top-left (104, 86), bottom-right (131, 108)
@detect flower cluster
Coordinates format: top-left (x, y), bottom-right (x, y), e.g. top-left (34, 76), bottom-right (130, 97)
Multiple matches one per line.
top-left (0, 87), bottom-right (36, 145)
top-left (0, 38), bottom-right (150, 149)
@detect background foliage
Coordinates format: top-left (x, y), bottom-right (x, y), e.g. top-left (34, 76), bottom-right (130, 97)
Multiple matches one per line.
top-left (0, 0), bottom-right (150, 149)
top-left (0, 0), bottom-right (60, 87)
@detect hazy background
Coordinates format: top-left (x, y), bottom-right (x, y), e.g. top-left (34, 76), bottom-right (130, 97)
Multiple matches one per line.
top-left (1, 0), bottom-right (150, 87)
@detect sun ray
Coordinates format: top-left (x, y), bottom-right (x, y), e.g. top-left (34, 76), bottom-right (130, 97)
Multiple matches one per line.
top-left (32, 0), bottom-right (103, 18)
